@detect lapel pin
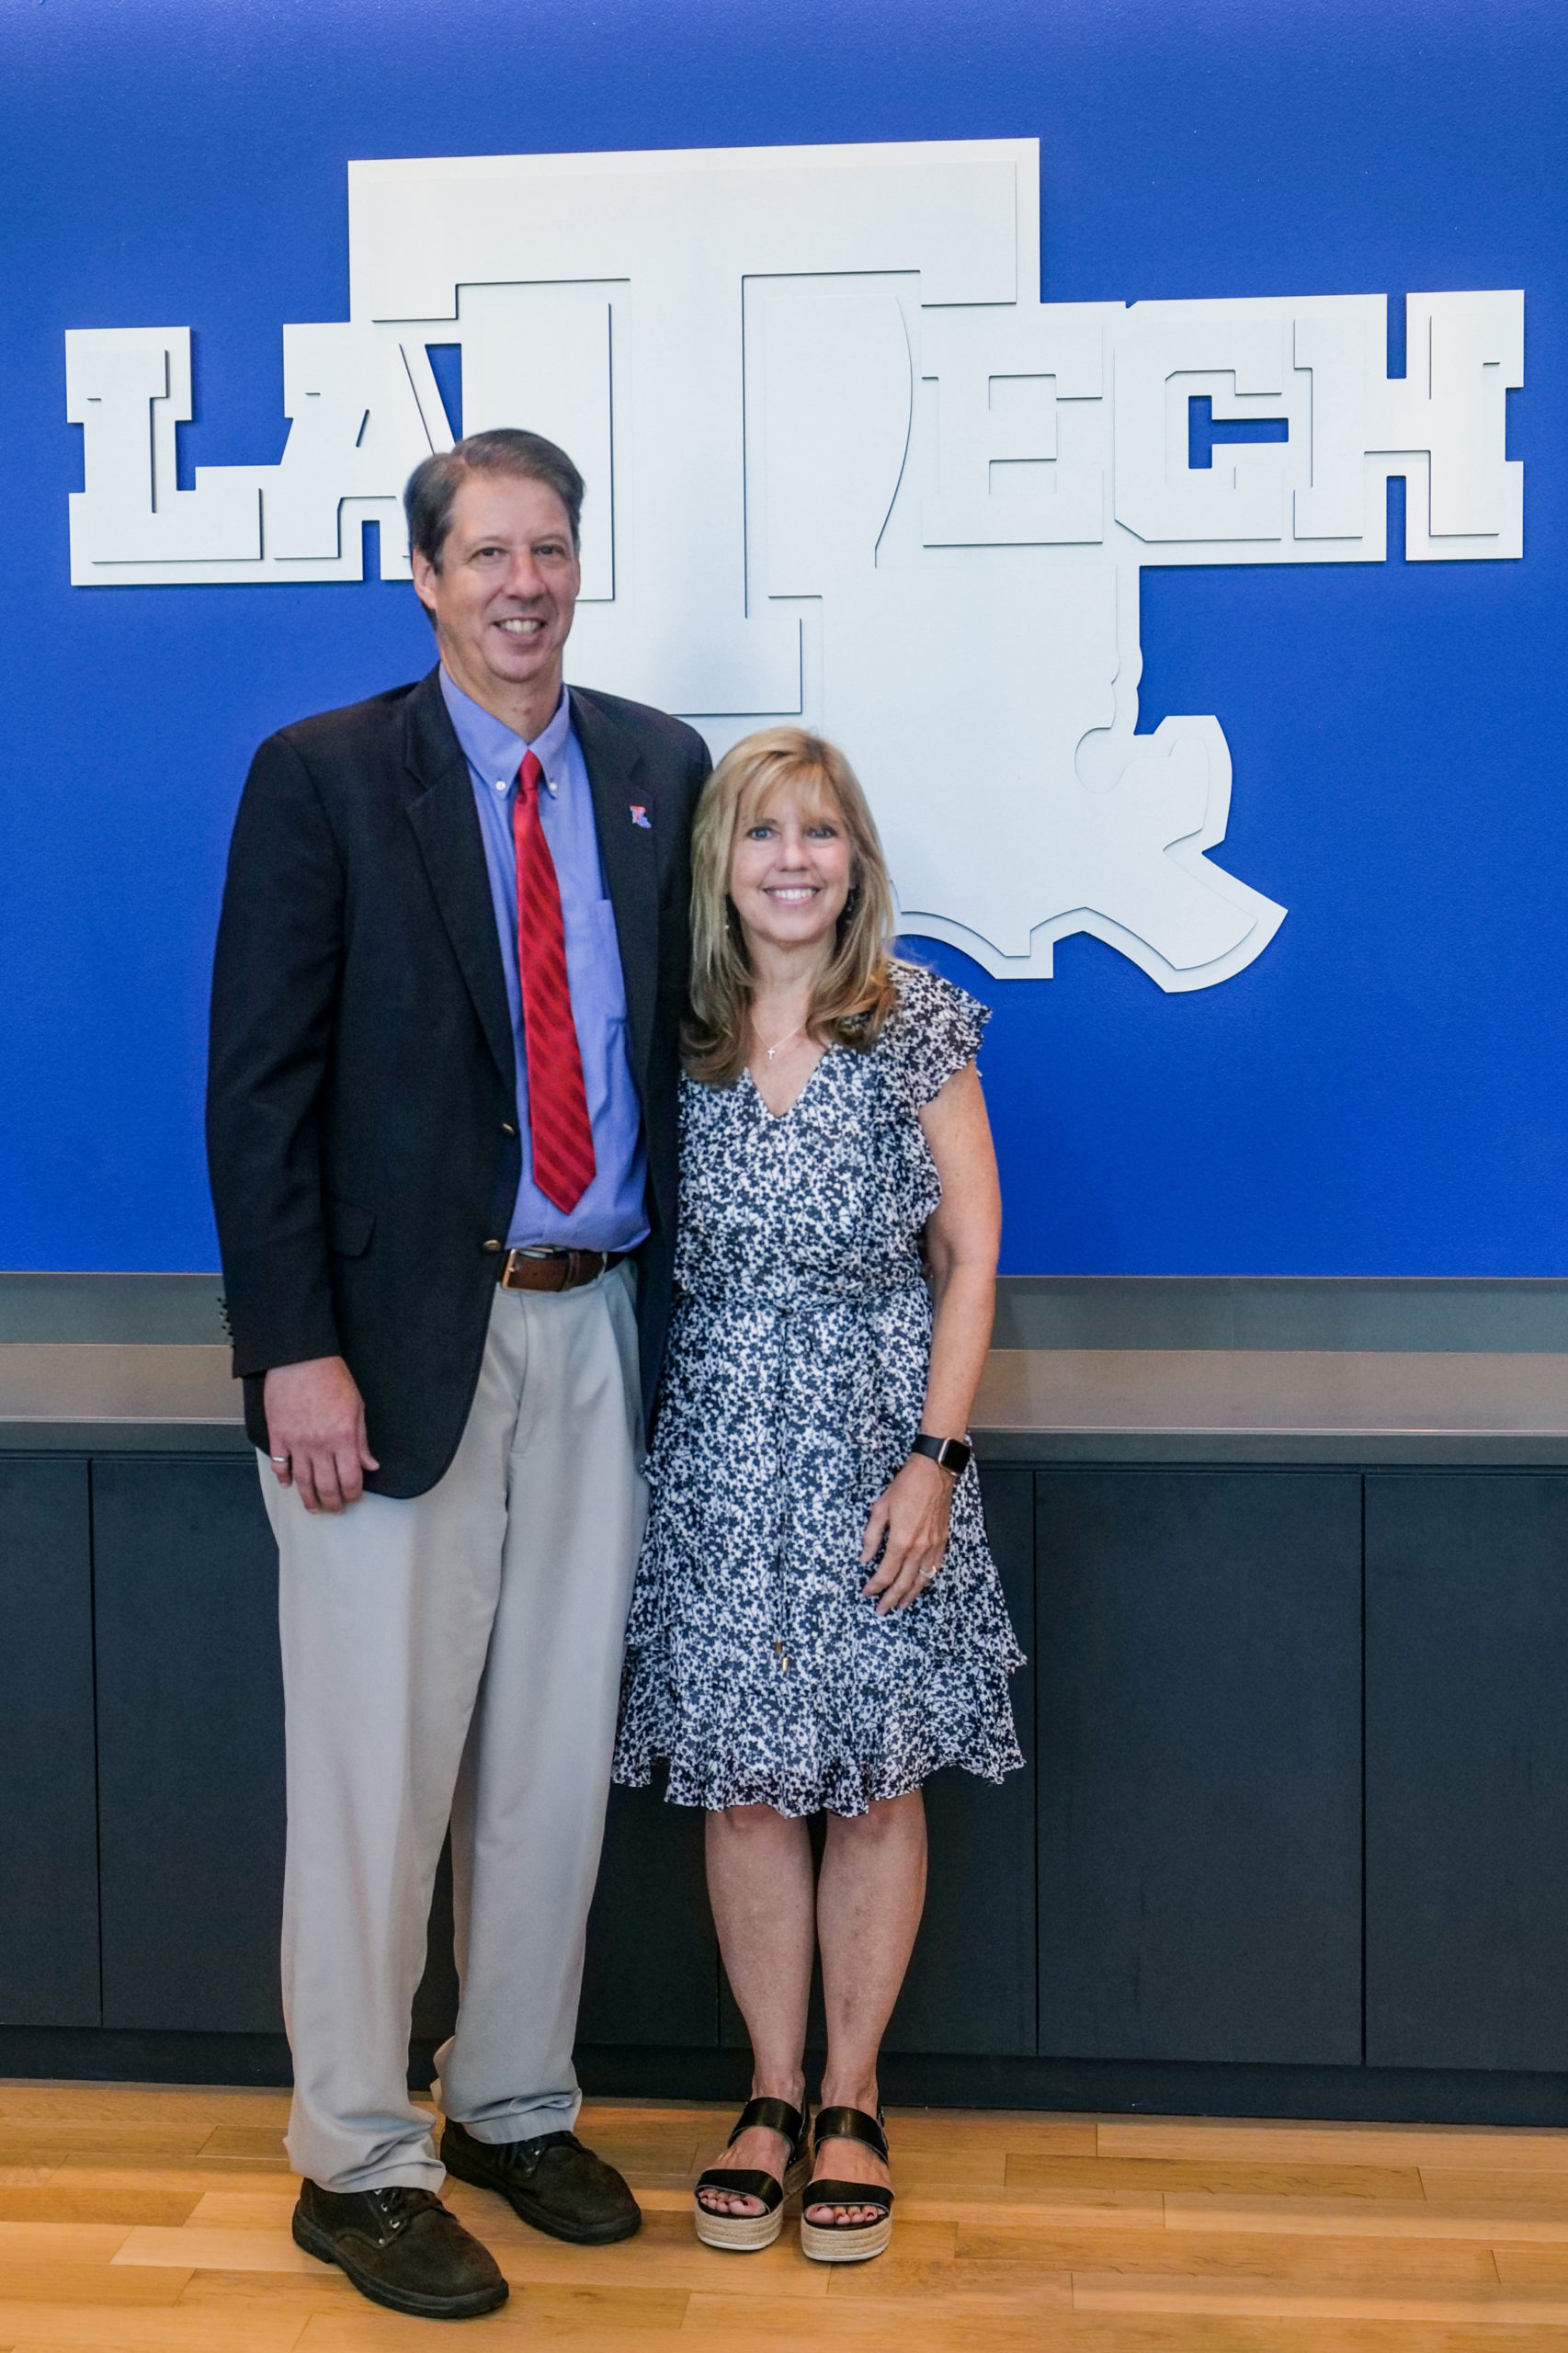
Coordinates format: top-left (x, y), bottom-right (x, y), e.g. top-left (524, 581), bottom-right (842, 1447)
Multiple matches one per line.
top-left (630, 803), bottom-right (652, 829)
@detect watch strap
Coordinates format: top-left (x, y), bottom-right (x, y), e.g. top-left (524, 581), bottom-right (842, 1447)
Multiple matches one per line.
top-left (911, 1432), bottom-right (973, 1477)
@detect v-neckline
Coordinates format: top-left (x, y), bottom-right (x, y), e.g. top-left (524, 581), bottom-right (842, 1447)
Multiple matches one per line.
top-left (744, 1048), bottom-right (833, 1123)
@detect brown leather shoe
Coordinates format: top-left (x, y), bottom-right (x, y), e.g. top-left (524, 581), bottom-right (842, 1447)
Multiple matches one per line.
top-left (292, 2179), bottom-right (507, 2319)
top-left (441, 2117), bottom-right (641, 2245)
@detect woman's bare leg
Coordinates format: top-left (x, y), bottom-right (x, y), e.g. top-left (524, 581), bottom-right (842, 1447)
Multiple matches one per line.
top-left (699, 1804), bottom-right (815, 2216)
top-left (808, 1789), bottom-right (927, 2226)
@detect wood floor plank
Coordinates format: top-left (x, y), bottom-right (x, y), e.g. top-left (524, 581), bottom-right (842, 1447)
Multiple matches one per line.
top-left (0, 2230), bottom-right (131, 2266)
top-left (43, 2167), bottom-right (292, 2200)
top-left (0, 2090), bottom-right (287, 2130)
top-left (0, 2136), bottom-right (211, 2168)
top-left (1006, 2154), bottom-right (1427, 2198)
top-left (113, 2226), bottom-right (321, 2274)
top-left (1100, 2120), bottom-right (1568, 2170)
top-left (882, 2111), bottom-right (1097, 2156)
top-left (294, 2288), bottom-right (688, 2345)
top-left (1494, 2247), bottom-right (1568, 2282)
top-left (1165, 2190), bottom-right (1568, 2241)
top-left (175, 2268), bottom-right (359, 2314)
top-left (0, 2188), bottom-right (199, 2229)
top-left (0, 2305), bottom-right (307, 2349)
top-left (0, 2266), bottom-right (193, 2307)
top-left (1072, 2271), bottom-right (1568, 2322)
top-left (188, 2193), bottom-right (301, 2230)
top-left (684, 2286), bottom-right (1075, 2340)
top-left (1424, 2165), bottom-right (1568, 2205)
top-left (199, 2131), bottom-right (291, 2165)
top-left (957, 2223), bottom-right (1501, 2282)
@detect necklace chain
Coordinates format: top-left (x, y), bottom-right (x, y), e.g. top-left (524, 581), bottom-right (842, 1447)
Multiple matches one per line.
top-left (755, 1017), bottom-right (808, 1064)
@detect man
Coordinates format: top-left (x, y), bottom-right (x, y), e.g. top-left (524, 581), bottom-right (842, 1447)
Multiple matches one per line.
top-left (207, 429), bottom-right (710, 2321)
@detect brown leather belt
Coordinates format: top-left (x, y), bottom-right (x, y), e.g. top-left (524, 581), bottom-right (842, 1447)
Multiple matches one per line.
top-left (494, 1246), bottom-right (627, 1294)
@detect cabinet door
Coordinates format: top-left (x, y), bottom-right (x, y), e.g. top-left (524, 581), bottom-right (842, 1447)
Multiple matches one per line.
top-left (0, 1460), bottom-right (98, 2025)
top-left (1367, 1472), bottom-right (1568, 2070)
top-left (886, 1467), bottom-right (1037, 2054)
top-left (93, 1458), bottom-right (286, 2032)
top-left (1037, 1470), bottom-right (1362, 2064)
top-left (579, 1779), bottom-right (718, 2048)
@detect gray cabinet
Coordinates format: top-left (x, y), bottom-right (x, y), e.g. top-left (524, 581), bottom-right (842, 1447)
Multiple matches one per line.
top-left (92, 1459), bottom-right (286, 2032)
top-left (1367, 1472), bottom-right (1568, 2071)
top-left (0, 1461), bottom-right (98, 2025)
top-left (1036, 1470), bottom-right (1363, 2064)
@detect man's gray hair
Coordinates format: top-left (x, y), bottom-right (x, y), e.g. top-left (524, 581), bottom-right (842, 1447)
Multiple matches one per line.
top-left (403, 428), bottom-right (585, 572)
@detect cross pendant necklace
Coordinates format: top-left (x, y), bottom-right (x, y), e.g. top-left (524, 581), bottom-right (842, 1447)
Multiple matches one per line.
top-left (757, 1020), bottom-right (807, 1064)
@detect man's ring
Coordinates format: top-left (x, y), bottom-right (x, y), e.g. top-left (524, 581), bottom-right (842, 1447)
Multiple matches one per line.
top-left (269, 1454), bottom-right (290, 1465)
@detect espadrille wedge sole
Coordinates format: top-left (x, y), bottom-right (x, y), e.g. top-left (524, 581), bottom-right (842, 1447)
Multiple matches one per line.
top-left (799, 2104), bottom-right (893, 2265)
top-left (693, 2097), bottom-right (810, 2253)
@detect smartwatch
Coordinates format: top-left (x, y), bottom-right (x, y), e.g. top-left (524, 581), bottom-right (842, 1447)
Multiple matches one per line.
top-left (910, 1432), bottom-right (973, 1478)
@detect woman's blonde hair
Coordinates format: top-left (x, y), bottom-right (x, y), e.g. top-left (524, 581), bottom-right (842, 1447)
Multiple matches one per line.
top-left (685, 726), bottom-right (899, 1087)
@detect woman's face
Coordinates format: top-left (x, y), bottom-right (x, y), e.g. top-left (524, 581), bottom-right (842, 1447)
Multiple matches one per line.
top-left (728, 782), bottom-right (854, 957)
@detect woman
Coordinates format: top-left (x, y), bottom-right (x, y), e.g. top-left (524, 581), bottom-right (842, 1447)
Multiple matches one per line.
top-left (613, 727), bottom-right (1022, 2264)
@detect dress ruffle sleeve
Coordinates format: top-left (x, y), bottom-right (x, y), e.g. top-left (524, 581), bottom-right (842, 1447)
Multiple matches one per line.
top-left (888, 960), bottom-right (992, 1106)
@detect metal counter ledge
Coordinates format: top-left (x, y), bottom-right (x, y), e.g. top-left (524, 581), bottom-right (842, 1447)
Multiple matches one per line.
top-left (6, 1336), bottom-right (1568, 1464)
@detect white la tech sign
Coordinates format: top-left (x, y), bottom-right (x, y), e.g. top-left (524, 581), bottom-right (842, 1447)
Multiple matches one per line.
top-left (65, 139), bottom-right (1522, 991)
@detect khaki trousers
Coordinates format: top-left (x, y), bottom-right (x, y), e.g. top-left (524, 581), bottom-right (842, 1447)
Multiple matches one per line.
top-left (262, 1266), bottom-right (645, 2193)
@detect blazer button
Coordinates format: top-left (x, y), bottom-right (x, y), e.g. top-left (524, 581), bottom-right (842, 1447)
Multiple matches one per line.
top-left (483, 1238), bottom-right (503, 1253)
top-left (501, 1121), bottom-right (518, 1137)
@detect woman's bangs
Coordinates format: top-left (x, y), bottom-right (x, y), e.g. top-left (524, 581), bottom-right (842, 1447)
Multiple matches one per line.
top-left (735, 758), bottom-right (842, 839)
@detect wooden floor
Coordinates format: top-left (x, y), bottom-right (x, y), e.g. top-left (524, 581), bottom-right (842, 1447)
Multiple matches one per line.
top-left (7, 2087), bottom-right (1568, 2348)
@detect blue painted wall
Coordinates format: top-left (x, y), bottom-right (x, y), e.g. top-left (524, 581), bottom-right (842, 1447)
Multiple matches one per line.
top-left (1, 0), bottom-right (1562, 1274)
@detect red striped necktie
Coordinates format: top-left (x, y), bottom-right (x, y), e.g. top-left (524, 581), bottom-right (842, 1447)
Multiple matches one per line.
top-left (512, 750), bottom-right (597, 1214)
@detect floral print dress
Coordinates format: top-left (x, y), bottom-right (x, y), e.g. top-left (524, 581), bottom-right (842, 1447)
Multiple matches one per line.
top-left (613, 961), bottom-right (1024, 1819)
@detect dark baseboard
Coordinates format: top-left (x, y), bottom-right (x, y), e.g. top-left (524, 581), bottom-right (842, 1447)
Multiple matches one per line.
top-left (0, 2027), bottom-right (295, 2087)
top-left (6, 2028), bottom-right (1567, 2129)
top-left (575, 2046), bottom-right (1568, 2126)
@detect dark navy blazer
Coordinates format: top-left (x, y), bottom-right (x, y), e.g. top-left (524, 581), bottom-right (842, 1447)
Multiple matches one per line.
top-left (206, 664), bottom-right (710, 1498)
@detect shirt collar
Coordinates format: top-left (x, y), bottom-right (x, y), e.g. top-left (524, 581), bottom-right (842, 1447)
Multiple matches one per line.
top-left (439, 665), bottom-right (573, 797)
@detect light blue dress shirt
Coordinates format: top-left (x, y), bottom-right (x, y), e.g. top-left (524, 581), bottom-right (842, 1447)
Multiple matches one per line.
top-left (440, 667), bottom-right (649, 1254)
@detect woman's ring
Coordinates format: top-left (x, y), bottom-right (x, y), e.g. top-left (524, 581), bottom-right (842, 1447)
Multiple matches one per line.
top-left (916, 1565), bottom-right (937, 1584)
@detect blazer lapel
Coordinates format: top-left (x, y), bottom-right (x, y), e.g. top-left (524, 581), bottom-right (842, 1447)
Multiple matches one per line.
top-left (570, 688), bottom-right (660, 1095)
top-left (402, 670), bottom-right (515, 1087)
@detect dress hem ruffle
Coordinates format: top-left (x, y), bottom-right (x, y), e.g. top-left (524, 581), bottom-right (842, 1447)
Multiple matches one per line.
top-left (613, 1652), bottom-right (1026, 1819)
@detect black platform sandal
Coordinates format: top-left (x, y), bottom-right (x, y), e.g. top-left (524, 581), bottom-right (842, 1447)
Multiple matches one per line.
top-left (692, 2096), bottom-right (811, 2252)
top-left (799, 2105), bottom-right (893, 2263)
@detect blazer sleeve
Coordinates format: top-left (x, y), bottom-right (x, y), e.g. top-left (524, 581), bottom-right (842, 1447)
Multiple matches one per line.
top-left (205, 732), bottom-right (347, 1379)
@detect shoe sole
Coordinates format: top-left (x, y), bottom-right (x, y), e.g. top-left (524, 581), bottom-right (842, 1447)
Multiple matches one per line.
top-left (800, 2212), bottom-right (893, 2263)
top-left (291, 2209), bottom-right (509, 2318)
top-left (695, 2200), bottom-right (784, 2251)
top-left (693, 2151), bottom-right (812, 2254)
top-left (440, 2147), bottom-right (642, 2245)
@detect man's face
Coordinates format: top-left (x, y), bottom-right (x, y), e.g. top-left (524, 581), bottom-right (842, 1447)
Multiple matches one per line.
top-left (412, 472), bottom-right (581, 719)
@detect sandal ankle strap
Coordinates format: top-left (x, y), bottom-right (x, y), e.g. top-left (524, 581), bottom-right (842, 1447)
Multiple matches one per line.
top-left (812, 2104), bottom-right (888, 2162)
top-left (732, 2095), bottom-right (807, 2149)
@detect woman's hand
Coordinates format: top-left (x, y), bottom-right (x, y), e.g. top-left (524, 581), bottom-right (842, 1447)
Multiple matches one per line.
top-left (860, 1452), bottom-right (954, 1614)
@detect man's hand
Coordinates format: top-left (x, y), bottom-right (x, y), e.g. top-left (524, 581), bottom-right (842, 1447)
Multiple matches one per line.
top-left (263, 1357), bottom-right (379, 1515)
top-left (859, 1452), bottom-right (953, 1615)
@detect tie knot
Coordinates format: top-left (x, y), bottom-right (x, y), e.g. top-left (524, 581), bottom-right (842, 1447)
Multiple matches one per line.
top-left (518, 750), bottom-right (545, 799)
